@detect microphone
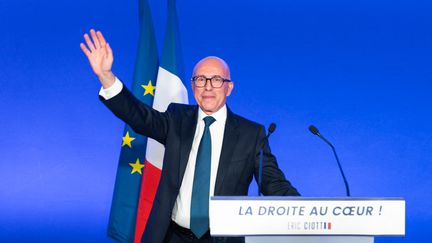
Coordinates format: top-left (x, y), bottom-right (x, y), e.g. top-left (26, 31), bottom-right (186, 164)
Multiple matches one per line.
top-left (268, 123), bottom-right (276, 135)
top-left (258, 123), bottom-right (276, 196)
top-left (308, 125), bottom-right (351, 197)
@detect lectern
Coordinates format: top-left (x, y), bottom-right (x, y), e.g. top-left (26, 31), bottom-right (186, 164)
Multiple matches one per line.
top-left (210, 197), bottom-right (405, 243)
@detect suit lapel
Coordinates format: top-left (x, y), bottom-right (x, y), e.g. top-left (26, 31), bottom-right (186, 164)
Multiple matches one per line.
top-left (178, 106), bottom-right (198, 188)
top-left (214, 107), bottom-right (239, 195)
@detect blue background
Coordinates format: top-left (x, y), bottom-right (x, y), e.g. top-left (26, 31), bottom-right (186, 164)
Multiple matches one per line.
top-left (1, 0), bottom-right (430, 242)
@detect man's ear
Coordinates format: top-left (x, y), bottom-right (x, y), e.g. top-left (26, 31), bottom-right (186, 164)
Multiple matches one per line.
top-left (226, 82), bottom-right (234, 97)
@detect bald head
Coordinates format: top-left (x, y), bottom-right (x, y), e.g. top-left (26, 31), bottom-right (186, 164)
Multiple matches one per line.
top-left (191, 56), bottom-right (234, 115)
top-left (192, 56), bottom-right (231, 80)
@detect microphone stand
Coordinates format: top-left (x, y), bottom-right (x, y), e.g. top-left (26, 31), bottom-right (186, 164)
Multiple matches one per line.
top-left (309, 125), bottom-right (351, 197)
top-left (258, 123), bottom-right (276, 196)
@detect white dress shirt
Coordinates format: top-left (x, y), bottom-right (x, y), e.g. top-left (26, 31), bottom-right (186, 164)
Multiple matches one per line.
top-left (100, 78), bottom-right (227, 229)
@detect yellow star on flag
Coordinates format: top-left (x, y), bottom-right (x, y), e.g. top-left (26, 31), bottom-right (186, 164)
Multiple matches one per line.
top-left (122, 131), bottom-right (136, 148)
top-left (141, 80), bottom-right (156, 96)
top-left (129, 158), bottom-right (145, 175)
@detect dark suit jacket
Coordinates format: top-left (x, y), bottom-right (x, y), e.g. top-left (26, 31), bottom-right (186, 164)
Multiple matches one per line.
top-left (101, 87), bottom-right (299, 243)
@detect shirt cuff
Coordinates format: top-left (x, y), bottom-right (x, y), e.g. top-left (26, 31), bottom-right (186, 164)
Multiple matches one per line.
top-left (99, 77), bottom-right (123, 100)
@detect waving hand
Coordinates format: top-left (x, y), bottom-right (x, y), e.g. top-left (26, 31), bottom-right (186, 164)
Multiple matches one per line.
top-left (80, 29), bottom-right (115, 88)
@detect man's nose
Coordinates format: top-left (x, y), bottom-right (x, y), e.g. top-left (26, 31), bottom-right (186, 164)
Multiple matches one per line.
top-left (204, 79), bottom-right (213, 90)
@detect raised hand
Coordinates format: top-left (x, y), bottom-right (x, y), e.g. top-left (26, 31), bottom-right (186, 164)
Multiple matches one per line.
top-left (80, 29), bottom-right (115, 88)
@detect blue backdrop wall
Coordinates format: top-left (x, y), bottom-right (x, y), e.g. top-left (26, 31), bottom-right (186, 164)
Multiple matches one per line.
top-left (1, 0), bottom-right (431, 242)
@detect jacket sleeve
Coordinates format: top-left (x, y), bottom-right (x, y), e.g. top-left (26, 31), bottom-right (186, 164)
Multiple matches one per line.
top-left (253, 126), bottom-right (300, 196)
top-left (99, 86), bottom-right (170, 145)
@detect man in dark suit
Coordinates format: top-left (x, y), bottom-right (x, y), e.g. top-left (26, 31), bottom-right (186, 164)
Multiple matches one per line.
top-left (81, 29), bottom-right (299, 243)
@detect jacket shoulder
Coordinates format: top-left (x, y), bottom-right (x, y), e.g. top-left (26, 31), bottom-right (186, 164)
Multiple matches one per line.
top-left (166, 103), bottom-right (197, 117)
top-left (231, 112), bottom-right (265, 132)
top-left (167, 103), bottom-right (195, 110)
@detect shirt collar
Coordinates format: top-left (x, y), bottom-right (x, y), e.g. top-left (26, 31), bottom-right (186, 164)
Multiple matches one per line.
top-left (197, 105), bottom-right (227, 125)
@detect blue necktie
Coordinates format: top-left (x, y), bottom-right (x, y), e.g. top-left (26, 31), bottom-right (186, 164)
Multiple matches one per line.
top-left (190, 116), bottom-right (216, 238)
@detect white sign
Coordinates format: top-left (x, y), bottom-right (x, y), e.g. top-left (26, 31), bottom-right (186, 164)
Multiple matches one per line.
top-left (209, 197), bottom-right (405, 236)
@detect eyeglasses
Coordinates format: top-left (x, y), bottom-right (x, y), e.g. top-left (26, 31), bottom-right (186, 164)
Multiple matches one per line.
top-left (191, 75), bottom-right (231, 88)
